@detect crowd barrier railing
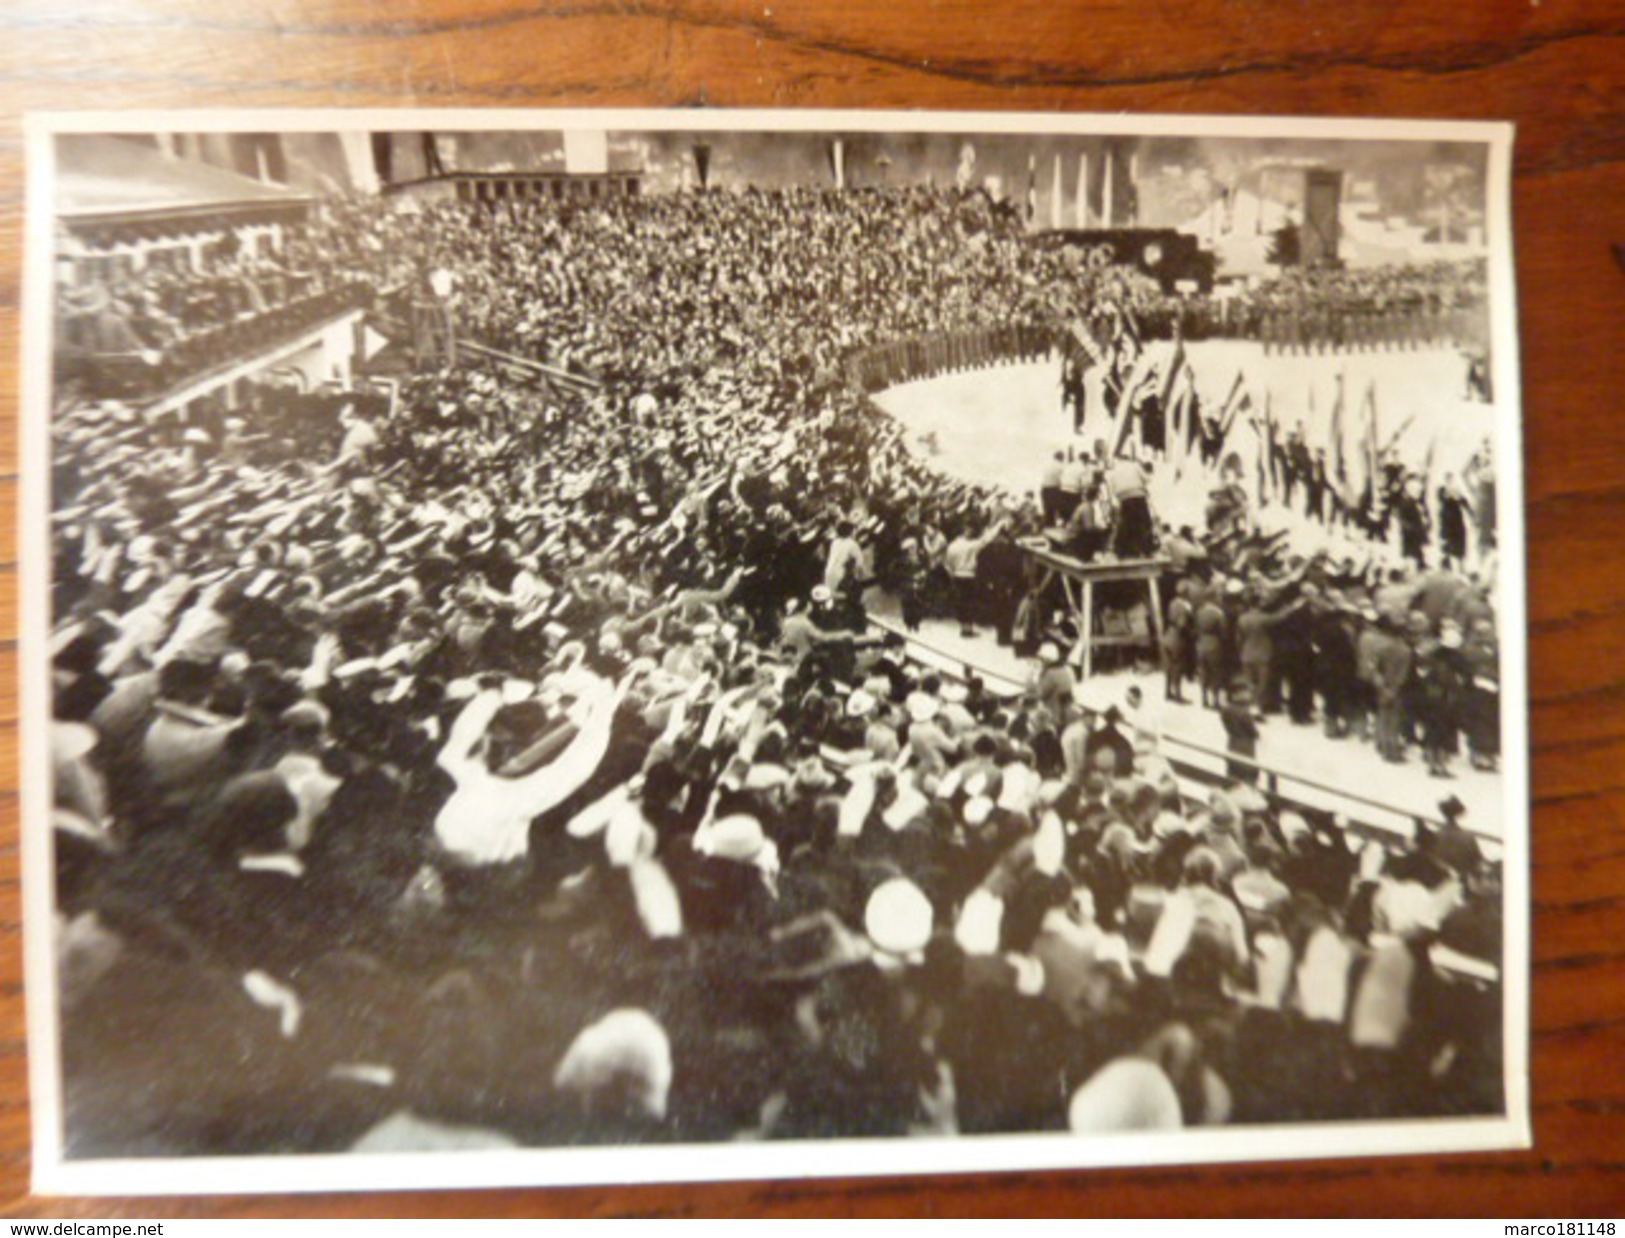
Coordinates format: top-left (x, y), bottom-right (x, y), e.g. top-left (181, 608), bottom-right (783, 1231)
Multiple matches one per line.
top-left (371, 309), bottom-right (603, 399)
top-left (863, 612), bottom-right (1496, 851)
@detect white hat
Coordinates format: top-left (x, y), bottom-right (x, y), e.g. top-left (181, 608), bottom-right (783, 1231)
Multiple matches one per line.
top-left (742, 763), bottom-right (791, 791)
top-left (845, 689), bottom-right (878, 719)
top-left (1038, 641), bottom-right (1062, 664)
top-left (1278, 811), bottom-right (1310, 844)
top-left (1230, 784), bottom-right (1268, 814)
top-left (1153, 810), bottom-right (1193, 840)
top-left (906, 692), bottom-right (941, 723)
top-left (865, 878), bottom-right (934, 957)
top-left (552, 1008), bottom-right (673, 1122)
top-left (1067, 1058), bottom-right (1184, 1133)
top-left (697, 814), bottom-right (767, 864)
top-left (811, 585), bottom-right (833, 604)
top-left (962, 795), bottom-right (995, 827)
top-left (51, 722), bottom-right (98, 764)
top-left (954, 888), bottom-right (1004, 955)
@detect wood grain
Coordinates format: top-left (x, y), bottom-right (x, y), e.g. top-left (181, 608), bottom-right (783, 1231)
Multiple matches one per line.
top-left (0, 0), bottom-right (1621, 1218)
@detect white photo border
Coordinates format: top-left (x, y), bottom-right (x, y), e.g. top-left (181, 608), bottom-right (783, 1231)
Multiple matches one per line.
top-left (20, 108), bottom-right (1531, 1196)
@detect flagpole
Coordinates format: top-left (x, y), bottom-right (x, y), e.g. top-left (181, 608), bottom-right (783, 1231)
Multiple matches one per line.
top-left (1052, 153), bottom-right (1063, 230)
top-left (1102, 146), bottom-right (1115, 228)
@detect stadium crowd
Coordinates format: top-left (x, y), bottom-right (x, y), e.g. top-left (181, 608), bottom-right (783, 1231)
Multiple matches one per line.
top-left (47, 184), bottom-right (1503, 1155)
top-left (56, 231), bottom-right (370, 399)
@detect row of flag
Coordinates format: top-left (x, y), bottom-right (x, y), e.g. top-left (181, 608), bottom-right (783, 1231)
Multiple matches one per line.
top-left (1068, 307), bottom-right (1439, 517)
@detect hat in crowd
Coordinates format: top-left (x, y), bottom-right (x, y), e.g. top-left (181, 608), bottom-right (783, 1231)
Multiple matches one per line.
top-left (552, 1008), bottom-right (673, 1122)
top-left (696, 814), bottom-right (767, 864)
top-left (1230, 783), bottom-right (1268, 814)
top-left (52, 721), bottom-right (98, 765)
top-left (1153, 810), bottom-right (1193, 840)
top-left (954, 888), bottom-right (1005, 956)
top-left (739, 759), bottom-right (790, 792)
top-left (845, 689), bottom-right (877, 719)
top-left (864, 878), bottom-right (934, 958)
top-left (1207, 790), bottom-right (1241, 829)
top-left (1277, 811), bottom-right (1311, 846)
top-left (1067, 1058), bottom-right (1184, 1133)
top-left (940, 681), bottom-right (970, 706)
top-left (274, 753), bottom-right (343, 850)
top-left (1037, 641), bottom-right (1062, 665)
top-left (810, 585), bottom-right (833, 605)
top-left (906, 692), bottom-right (941, 723)
top-left (280, 700), bottom-right (330, 736)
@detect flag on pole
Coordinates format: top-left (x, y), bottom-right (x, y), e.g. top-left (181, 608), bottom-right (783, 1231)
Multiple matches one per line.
top-left (827, 139), bottom-right (845, 190)
top-left (1254, 406), bottom-right (1270, 504)
top-left (1052, 153), bottom-right (1064, 230)
top-left (1216, 369), bottom-right (1250, 444)
top-left (1327, 373), bottom-right (1351, 504)
top-left (1114, 337), bottom-right (1161, 419)
top-left (1069, 318), bottom-right (1107, 369)
top-left (1262, 391), bottom-right (1281, 499)
top-left (1361, 380), bottom-right (1381, 519)
top-left (1111, 392), bottom-right (1140, 459)
top-left (1102, 145), bottom-right (1115, 228)
top-left (1167, 364), bottom-right (1200, 479)
top-left (1111, 301), bottom-right (1144, 356)
top-left (1346, 382), bottom-right (1373, 513)
top-left (1380, 412), bottom-right (1417, 458)
top-left (1154, 326), bottom-right (1187, 412)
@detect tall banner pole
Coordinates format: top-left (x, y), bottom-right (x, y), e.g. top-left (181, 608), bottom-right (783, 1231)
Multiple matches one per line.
top-left (1102, 145), bottom-right (1115, 229)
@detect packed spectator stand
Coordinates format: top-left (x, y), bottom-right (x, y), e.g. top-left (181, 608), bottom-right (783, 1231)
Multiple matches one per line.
top-left (48, 182), bottom-right (1504, 1155)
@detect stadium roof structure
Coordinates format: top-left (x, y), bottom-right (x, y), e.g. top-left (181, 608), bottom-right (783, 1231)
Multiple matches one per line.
top-left (55, 134), bottom-right (312, 244)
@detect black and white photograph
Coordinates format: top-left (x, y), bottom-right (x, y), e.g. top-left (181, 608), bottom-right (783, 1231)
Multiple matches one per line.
top-left (21, 110), bottom-right (1528, 1193)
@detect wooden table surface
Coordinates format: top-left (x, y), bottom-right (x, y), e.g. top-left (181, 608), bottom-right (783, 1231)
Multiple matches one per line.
top-left (0, 0), bottom-right (1620, 1218)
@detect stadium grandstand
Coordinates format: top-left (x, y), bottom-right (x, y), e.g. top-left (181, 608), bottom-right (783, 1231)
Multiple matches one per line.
top-left (45, 127), bottom-right (1506, 1155)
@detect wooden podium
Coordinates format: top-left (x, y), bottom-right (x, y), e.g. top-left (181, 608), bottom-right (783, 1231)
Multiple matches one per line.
top-left (1020, 539), bottom-right (1167, 678)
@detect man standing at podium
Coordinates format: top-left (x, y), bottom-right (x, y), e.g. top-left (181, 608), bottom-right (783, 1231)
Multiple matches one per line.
top-left (1108, 453), bottom-right (1156, 560)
